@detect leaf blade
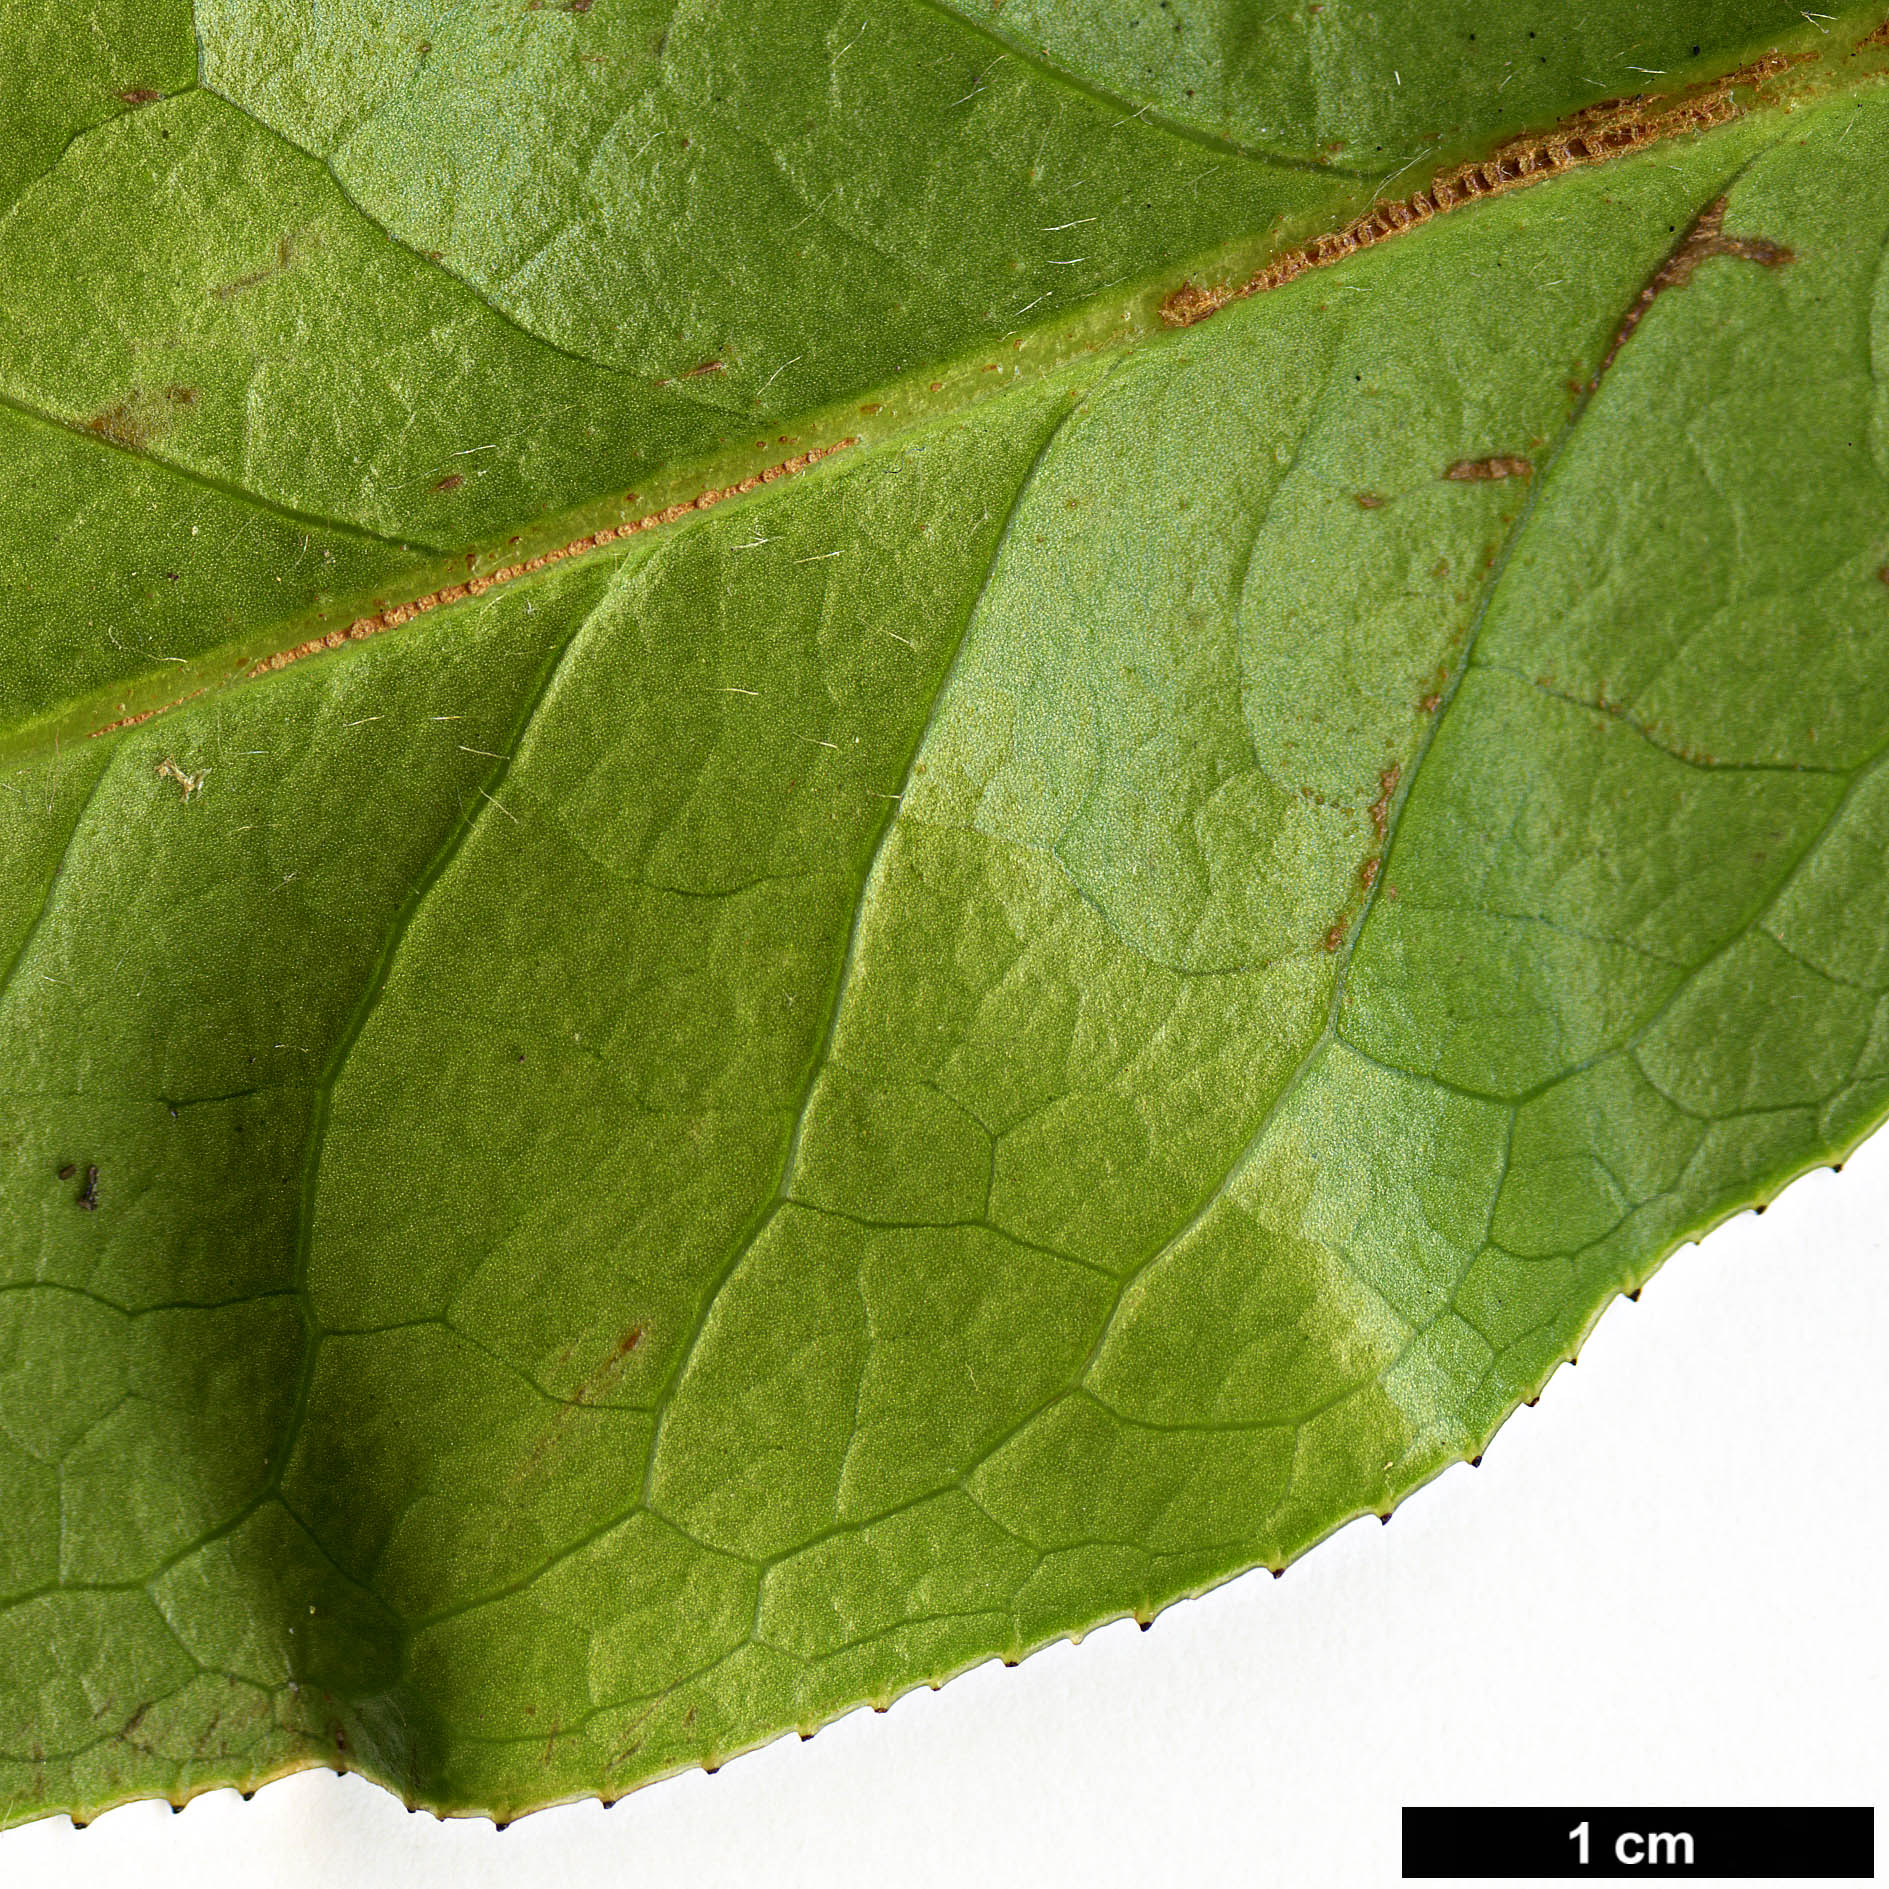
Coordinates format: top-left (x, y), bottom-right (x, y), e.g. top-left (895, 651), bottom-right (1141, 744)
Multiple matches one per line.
top-left (3, 9), bottom-right (1888, 1828)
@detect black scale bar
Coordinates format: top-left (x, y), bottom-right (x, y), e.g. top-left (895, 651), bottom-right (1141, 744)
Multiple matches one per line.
top-left (1403, 1807), bottom-right (1874, 1879)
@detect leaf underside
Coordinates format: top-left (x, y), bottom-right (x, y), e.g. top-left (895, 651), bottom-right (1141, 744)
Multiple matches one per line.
top-left (3, 0), bottom-right (1889, 1827)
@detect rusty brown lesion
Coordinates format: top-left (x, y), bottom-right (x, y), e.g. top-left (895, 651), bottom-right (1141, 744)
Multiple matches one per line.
top-left (1367, 764), bottom-right (1401, 840)
top-left (83, 384), bottom-right (199, 452)
top-left (1444, 455), bottom-right (1532, 483)
top-left (83, 400), bottom-right (156, 450)
top-left (1588, 195), bottom-right (1793, 390)
top-left (212, 233), bottom-right (308, 303)
top-left (224, 436), bottom-right (860, 692)
top-left (89, 688), bottom-right (206, 740)
top-left (570, 1324), bottom-right (647, 1405)
top-left (1160, 69), bottom-right (1790, 329)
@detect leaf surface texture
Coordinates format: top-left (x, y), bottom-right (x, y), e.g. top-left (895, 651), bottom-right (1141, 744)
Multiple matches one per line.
top-left (2, 0), bottom-right (1887, 1824)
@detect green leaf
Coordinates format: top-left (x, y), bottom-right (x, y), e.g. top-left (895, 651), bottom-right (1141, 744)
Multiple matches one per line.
top-left (3, 0), bottom-right (1887, 1827)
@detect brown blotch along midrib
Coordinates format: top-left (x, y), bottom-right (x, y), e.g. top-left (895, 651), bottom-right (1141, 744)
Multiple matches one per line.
top-left (84, 438), bottom-right (858, 734)
top-left (1161, 57), bottom-right (1800, 328)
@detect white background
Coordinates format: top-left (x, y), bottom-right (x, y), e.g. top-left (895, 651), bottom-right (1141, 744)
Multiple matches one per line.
top-left (4, 1134), bottom-right (1882, 1889)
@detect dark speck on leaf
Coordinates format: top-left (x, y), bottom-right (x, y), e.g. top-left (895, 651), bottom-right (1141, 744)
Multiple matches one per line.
top-left (57, 1162), bottom-right (76, 1180)
top-left (78, 1165), bottom-right (99, 1211)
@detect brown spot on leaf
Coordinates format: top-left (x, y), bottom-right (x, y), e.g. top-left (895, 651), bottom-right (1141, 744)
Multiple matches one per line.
top-left (78, 1165), bottom-right (99, 1211)
top-left (1368, 764), bottom-right (1400, 839)
top-left (1445, 456), bottom-right (1532, 482)
top-left (1160, 280), bottom-right (1222, 325)
top-left (434, 473), bottom-right (464, 492)
top-left (1354, 492), bottom-right (1385, 509)
top-left (84, 395), bottom-right (166, 451)
top-left (117, 88), bottom-right (163, 106)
